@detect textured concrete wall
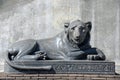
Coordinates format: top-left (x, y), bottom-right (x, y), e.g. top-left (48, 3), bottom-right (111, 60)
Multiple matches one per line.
top-left (0, 0), bottom-right (120, 72)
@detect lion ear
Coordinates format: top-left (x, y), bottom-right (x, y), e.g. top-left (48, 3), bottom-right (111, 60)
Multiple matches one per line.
top-left (64, 22), bottom-right (69, 28)
top-left (64, 22), bottom-right (70, 33)
top-left (85, 22), bottom-right (92, 31)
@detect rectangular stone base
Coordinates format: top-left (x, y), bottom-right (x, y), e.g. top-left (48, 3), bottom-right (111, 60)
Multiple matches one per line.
top-left (4, 60), bottom-right (115, 74)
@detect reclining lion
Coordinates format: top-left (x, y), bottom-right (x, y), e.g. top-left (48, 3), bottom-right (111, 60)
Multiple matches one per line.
top-left (5, 20), bottom-right (106, 70)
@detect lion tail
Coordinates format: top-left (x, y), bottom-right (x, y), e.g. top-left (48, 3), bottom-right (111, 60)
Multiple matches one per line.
top-left (5, 51), bottom-right (52, 70)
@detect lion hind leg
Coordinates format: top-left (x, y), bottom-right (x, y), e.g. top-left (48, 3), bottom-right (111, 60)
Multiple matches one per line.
top-left (14, 50), bottom-right (38, 60)
top-left (13, 43), bottom-right (38, 60)
top-left (13, 51), bottom-right (30, 60)
top-left (18, 55), bottom-right (40, 60)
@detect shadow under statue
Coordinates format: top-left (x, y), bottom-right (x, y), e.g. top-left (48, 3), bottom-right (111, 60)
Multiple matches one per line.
top-left (5, 20), bottom-right (115, 74)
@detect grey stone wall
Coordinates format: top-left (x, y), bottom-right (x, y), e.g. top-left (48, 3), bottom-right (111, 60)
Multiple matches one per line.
top-left (0, 0), bottom-right (120, 72)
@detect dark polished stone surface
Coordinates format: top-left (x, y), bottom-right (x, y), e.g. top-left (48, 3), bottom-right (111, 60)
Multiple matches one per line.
top-left (5, 60), bottom-right (115, 74)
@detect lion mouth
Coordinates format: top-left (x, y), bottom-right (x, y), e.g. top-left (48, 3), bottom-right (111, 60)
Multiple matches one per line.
top-left (73, 38), bottom-right (82, 43)
top-left (75, 38), bottom-right (80, 41)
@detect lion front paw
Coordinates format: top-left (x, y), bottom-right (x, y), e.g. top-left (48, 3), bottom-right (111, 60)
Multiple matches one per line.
top-left (87, 55), bottom-right (100, 60)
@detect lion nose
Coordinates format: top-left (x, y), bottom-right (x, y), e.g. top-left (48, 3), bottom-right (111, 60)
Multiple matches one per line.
top-left (76, 35), bottom-right (79, 38)
top-left (76, 35), bottom-right (80, 39)
top-left (75, 28), bottom-right (80, 39)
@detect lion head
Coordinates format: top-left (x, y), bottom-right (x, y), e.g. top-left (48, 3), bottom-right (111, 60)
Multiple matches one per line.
top-left (64, 20), bottom-right (92, 45)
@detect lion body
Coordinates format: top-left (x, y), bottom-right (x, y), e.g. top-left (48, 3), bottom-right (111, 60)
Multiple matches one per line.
top-left (8, 32), bottom-right (91, 60)
top-left (7, 20), bottom-right (106, 61)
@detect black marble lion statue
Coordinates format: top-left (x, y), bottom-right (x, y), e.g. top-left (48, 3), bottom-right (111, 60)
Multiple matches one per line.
top-left (5, 20), bottom-right (106, 70)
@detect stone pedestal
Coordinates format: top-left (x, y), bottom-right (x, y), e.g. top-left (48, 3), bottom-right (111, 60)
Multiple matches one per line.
top-left (5, 60), bottom-right (115, 74)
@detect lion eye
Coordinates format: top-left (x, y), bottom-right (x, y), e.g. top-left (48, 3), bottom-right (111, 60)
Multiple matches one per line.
top-left (71, 26), bottom-right (76, 30)
top-left (82, 29), bottom-right (86, 32)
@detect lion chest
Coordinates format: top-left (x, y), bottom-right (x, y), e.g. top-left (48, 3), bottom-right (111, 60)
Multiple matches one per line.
top-left (48, 38), bottom-right (83, 59)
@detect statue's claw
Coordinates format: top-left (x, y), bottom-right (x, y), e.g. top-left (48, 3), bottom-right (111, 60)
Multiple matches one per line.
top-left (35, 51), bottom-right (47, 60)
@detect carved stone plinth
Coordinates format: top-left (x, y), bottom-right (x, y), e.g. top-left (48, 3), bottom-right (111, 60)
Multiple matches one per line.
top-left (5, 60), bottom-right (115, 74)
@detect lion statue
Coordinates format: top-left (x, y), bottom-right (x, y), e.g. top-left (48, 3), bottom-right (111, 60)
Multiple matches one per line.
top-left (5, 20), bottom-right (106, 70)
